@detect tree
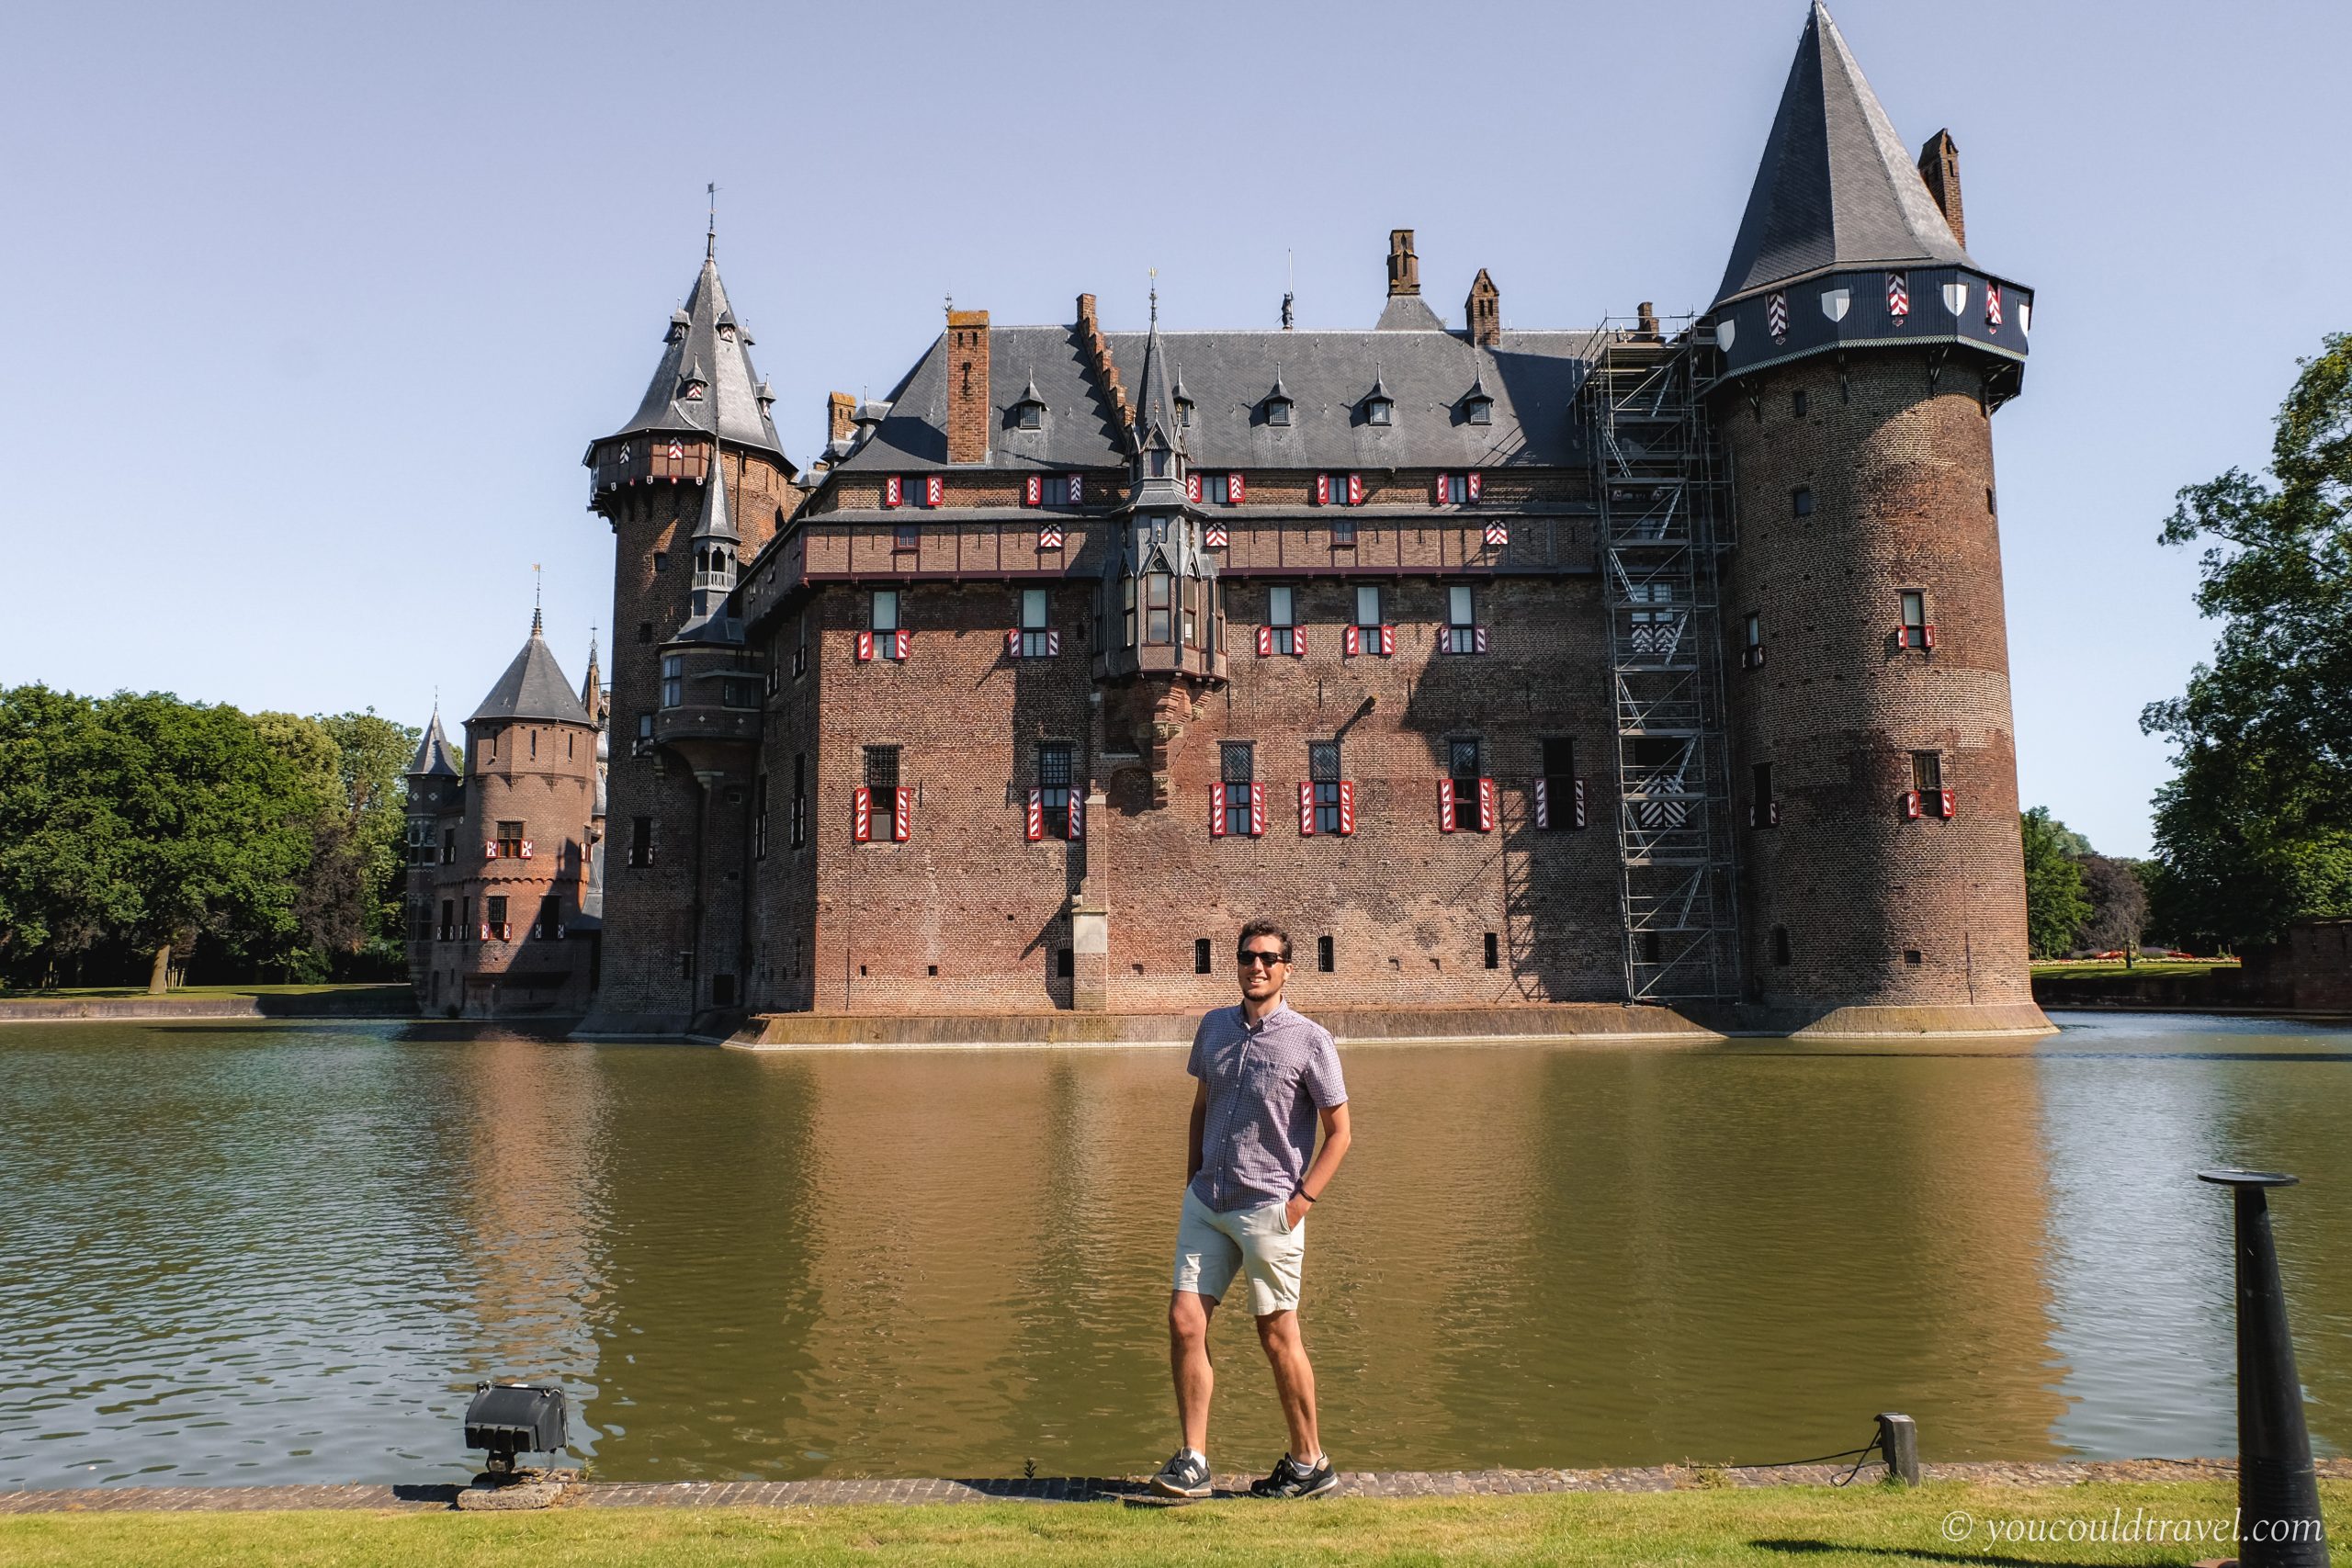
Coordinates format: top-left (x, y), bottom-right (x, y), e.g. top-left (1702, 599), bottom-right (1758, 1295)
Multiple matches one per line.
top-left (2075, 854), bottom-right (2149, 955)
top-left (2143, 333), bottom-right (2352, 946)
top-left (317, 711), bottom-right (421, 973)
top-left (2021, 807), bottom-right (2091, 959)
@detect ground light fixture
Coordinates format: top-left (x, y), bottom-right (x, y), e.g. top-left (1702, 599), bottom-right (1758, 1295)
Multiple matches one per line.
top-left (463, 1382), bottom-right (568, 1478)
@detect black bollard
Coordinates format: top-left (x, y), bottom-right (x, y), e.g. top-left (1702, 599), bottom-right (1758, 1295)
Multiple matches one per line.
top-left (2196, 1169), bottom-right (2328, 1568)
top-left (1873, 1412), bottom-right (1919, 1486)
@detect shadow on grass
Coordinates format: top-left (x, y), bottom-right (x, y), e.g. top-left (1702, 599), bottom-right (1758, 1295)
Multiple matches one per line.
top-left (1755, 1539), bottom-right (2145, 1568)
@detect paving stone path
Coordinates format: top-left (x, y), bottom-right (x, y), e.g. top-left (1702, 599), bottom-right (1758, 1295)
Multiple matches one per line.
top-left (5, 1457), bottom-right (2345, 1515)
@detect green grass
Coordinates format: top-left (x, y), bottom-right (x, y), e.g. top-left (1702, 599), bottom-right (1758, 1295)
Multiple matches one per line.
top-left (2030, 960), bottom-right (2237, 979)
top-left (0, 982), bottom-right (406, 1000)
top-left (3, 1478), bottom-right (2345, 1566)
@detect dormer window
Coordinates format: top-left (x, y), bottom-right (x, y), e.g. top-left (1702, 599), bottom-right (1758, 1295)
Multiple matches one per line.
top-left (1177, 397), bottom-right (1193, 428)
top-left (1265, 395), bottom-right (1291, 427)
top-left (718, 323), bottom-right (737, 344)
top-left (1016, 401), bottom-right (1043, 430)
top-left (681, 378), bottom-right (707, 401)
top-left (1465, 394), bottom-right (1494, 425)
top-left (1363, 374), bottom-right (1395, 427)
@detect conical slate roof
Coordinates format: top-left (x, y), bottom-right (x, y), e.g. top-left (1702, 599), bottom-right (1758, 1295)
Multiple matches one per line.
top-left (1713, 2), bottom-right (1973, 309)
top-left (406, 710), bottom-right (459, 776)
top-left (469, 619), bottom-right (594, 726)
top-left (1131, 310), bottom-right (1183, 457)
top-left (606, 248), bottom-right (789, 461)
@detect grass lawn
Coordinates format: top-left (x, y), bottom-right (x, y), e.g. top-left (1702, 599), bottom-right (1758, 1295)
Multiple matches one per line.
top-left (2030, 960), bottom-right (2237, 979)
top-left (0, 982), bottom-right (407, 1000)
top-left (3, 1478), bottom-right (2345, 1567)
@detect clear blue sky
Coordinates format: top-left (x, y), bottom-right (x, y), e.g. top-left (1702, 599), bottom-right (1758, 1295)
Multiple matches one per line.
top-left (4, 1), bottom-right (2346, 859)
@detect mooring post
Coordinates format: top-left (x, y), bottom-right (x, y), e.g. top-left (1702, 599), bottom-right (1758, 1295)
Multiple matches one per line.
top-left (2197, 1168), bottom-right (2328, 1568)
top-left (1874, 1412), bottom-right (1919, 1486)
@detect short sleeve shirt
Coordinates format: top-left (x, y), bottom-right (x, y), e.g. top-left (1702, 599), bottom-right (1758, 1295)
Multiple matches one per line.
top-left (1186, 1003), bottom-right (1348, 1212)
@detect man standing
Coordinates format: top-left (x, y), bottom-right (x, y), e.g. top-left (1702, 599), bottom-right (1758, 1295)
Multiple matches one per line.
top-left (1151, 919), bottom-right (1352, 1500)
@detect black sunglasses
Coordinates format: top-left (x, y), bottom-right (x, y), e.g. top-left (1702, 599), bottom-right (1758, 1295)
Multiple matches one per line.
top-left (1238, 949), bottom-right (1289, 967)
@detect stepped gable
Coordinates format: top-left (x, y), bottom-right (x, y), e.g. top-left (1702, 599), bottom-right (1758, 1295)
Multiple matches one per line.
top-left (1713, 1), bottom-right (1974, 308)
top-left (829, 320), bottom-right (1599, 476)
top-left (606, 247), bottom-right (789, 461)
top-left (469, 618), bottom-right (593, 726)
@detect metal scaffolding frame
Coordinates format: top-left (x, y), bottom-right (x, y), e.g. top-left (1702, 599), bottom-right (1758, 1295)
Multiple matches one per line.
top-left (1582, 317), bottom-right (1741, 1003)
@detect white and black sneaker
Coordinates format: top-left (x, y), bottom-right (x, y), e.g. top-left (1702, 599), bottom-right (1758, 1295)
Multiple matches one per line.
top-left (1149, 1448), bottom-right (1213, 1499)
top-left (1249, 1451), bottom-right (1339, 1499)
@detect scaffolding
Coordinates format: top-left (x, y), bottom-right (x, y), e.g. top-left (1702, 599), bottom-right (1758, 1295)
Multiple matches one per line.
top-left (1582, 315), bottom-right (1740, 1003)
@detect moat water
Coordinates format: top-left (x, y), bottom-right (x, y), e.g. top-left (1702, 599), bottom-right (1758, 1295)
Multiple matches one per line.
top-left (2, 1013), bottom-right (2346, 1490)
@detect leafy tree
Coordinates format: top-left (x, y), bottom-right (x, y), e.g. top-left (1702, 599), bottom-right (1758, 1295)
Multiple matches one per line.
top-left (317, 710), bottom-right (422, 972)
top-left (2143, 333), bottom-right (2352, 945)
top-left (2021, 807), bottom-right (2091, 958)
top-left (2075, 854), bottom-right (2149, 955)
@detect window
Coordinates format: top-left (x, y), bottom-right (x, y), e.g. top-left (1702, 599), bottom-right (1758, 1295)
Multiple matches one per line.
top-left (1016, 401), bottom-right (1043, 430)
top-left (1267, 584), bottom-right (1298, 655)
top-left (441, 827), bottom-right (456, 865)
top-left (1266, 394), bottom-right (1292, 426)
top-left (629, 816), bottom-right (654, 868)
top-left (890, 475), bottom-right (936, 508)
top-left (1464, 394), bottom-right (1493, 425)
top-left (1182, 576), bottom-right (1202, 646)
top-left (792, 612), bottom-right (808, 677)
top-left (864, 745), bottom-right (899, 791)
top-left (1355, 584), bottom-right (1382, 631)
top-left (1449, 739), bottom-right (1483, 831)
top-left (1743, 610), bottom-right (1764, 668)
top-left (754, 774), bottom-right (770, 858)
top-left (1772, 926), bottom-right (1792, 966)
top-left (1039, 742), bottom-right (1073, 840)
top-left (1222, 742), bottom-right (1255, 836)
top-left (1628, 581), bottom-right (1676, 654)
top-left (1484, 932), bottom-right (1500, 969)
top-left (871, 589), bottom-right (899, 633)
top-left (439, 898), bottom-right (453, 940)
top-left (1986, 486), bottom-right (1997, 515)
top-left (1056, 948), bottom-right (1075, 978)
top-left (895, 523), bottom-right (920, 552)
top-left (1200, 472), bottom-right (1234, 505)
top-left (1792, 486), bottom-right (1815, 517)
top-left (1541, 739), bottom-right (1576, 831)
top-left (1320, 472), bottom-right (1360, 506)
top-left (1018, 587), bottom-right (1052, 657)
top-left (638, 621), bottom-right (653, 645)
top-left (1216, 580), bottom-right (1228, 652)
top-left (1904, 949), bottom-right (1924, 965)
top-left (1750, 761), bottom-right (1778, 829)
top-left (1194, 938), bottom-right (1213, 975)
top-left (528, 728), bottom-right (537, 761)
top-left (1446, 584), bottom-right (1478, 653)
top-left (1317, 935), bottom-right (1335, 973)
top-left (1146, 572), bottom-right (1173, 644)
top-left (1310, 740), bottom-right (1343, 834)
top-left (1792, 389), bottom-right (1808, 417)
top-left (535, 895), bottom-right (560, 940)
top-left (1121, 575), bottom-right (1136, 646)
top-left (1899, 590), bottom-right (1929, 649)
top-left (495, 819), bottom-right (524, 858)
top-left (790, 753), bottom-right (808, 849)
top-left (1911, 750), bottom-right (1943, 792)
top-left (1366, 396), bottom-right (1392, 426)
top-left (661, 655), bottom-right (682, 709)
top-left (654, 551), bottom-right (669, 571)
top-left (1441, 473), bottom-right (1470, 504)
top-left (722, 679), bottom-right (759, 709)
top-left (486, 896), bottom-right (508, 938)
top-left (635, 711), bottom-right (654, 757)
top-left (1332, 516), bottom-right (1357, 547)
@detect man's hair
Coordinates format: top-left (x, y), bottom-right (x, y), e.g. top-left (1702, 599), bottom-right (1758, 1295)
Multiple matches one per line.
top-left (1236, 919), bottom-right (1292, 963)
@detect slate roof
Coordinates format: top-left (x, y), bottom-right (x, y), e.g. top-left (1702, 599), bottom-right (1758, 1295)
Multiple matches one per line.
top-left (469, 626), bottom-right (594, 726)
top-left (1713, 1), bottom-right (1973, 310)
top-left (406, 711), bottom-right (459, 777)
top-left (605, 247), bottom-right (790, 462)
top-left (830, 322), bottom-right (1600, 476)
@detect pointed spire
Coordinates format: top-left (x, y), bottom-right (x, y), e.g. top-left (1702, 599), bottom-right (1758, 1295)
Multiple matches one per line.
top-left (603, 239), bottom-right (789, 464)
top-left (1131, 293), bottom-right (1184, 459)
top-left (688, 448), bottom-right (736, 545)
top-left (581, 628), bottom-right (605, 727)
top-left (469, 613), bottom-right (592, 726)
top-left (531, 564), bottom-right (543, 637)
top-left (1713, 2), bottom-right (1974, 308)
top-left (407, 708), bottom-right (460, 777)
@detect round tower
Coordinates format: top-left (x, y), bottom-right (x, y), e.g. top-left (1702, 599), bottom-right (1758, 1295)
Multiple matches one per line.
top-left (1708, 3), bottom-right (2047, 1035)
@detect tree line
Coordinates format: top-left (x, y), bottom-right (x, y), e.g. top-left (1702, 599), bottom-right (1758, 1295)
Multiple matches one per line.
top-left (0, 688), bottom-right (421, 991)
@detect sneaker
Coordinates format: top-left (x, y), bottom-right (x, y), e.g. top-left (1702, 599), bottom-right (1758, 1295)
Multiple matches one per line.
top-left (1249, 1451), bottom-right (1338, 1499)
top-left (1149, 1448), bottom-right (1213, 1499)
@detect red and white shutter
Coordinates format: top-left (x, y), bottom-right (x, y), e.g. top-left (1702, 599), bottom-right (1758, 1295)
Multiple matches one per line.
top-left (1573, 777), bottom-right (1589, 829)
top-left (1466, 471), bottom-right (1482, 502)
top-left (1298, 782), bottom-right (1316, 836)
top-left (1478, 777), bottom-right (1497, 832)
top-left (1046, 628), bottom-right (1060, 656)
top-left (1939, 788), bottom-right (1957, 818)
top-left (1337, 780), bottom-right (1355, 836)
top-left (1315, 474), bottom-right (1330, 505)
top-left (1434, 473), bottom-right (1451, 504)
top-left (1902, 790), bottom-right (1922, 820)
top-left (1379, 624), bottom-right (1396, 656)
top-left (1473, 626), bottom-right (1490, 654)
top-left (893, 628), bottom-right (910, 660)
top-left (925, 475), bottom-right (944, 506)
top-left (1292, 626), bottom-right (1306, 658)
top-left (1205, 523), bottom-right (1228, 548)
top-left (884, 475), bottom-right (903, 508)
top-left (1210, 782), bottom-right (1227, 837)
top-left (1533, 777), bottom-right (1550, 829)
top-left (1257, 625), bottom-right (1273, 657)
top-left (1344, 625), bottom-right (1361, 657)
top-left (482, 840), bottom-right (498, 860)
top-left (893, 786), bottom-right (911, 842)
top-left (1024, 474), bottom-right (1043, 507)
top-left (1227, 472), bottom-right (1246, 504)
top-left (519, 840), bottom-right (533, 859)
top-left (1066, 475), bottom-right (1083, 504)
top-left (855, 630), bottom-right (875, 661)
top-left (1923, 623), bottom-right (1939, 649)
top-left (853, 786), bottom-right (873, 842)
top-left (1006, 628), bottom-right (1022, 658)
top-left (1485, 519), bottom-right (1510, 547)
top-left (1037, 522), bottom-right (1064, 550)
top-left (1069, 793), bottom-right (1084, 840)
top-left (1249, 781), bottom-right (1266, 837)
top-left (1347, 473), bottom-right (1363, 505)
top-left (1026, 788), bottom-right (1045, 841)
top-left (1438, 778), bottom-right (1456, 833)
top-left (1186, 472), bottom-right (1202, 503)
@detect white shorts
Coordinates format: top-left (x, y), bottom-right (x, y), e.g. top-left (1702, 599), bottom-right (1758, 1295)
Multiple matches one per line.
top-left (1171, 1185), bottom-right (1305, 1316)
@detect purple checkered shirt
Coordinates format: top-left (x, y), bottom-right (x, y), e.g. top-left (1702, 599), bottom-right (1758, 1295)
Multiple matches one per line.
top-left (1186, 1002), bottom-right (1348, 1213)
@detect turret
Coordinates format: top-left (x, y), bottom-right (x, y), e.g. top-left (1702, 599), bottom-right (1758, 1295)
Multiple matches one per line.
top-left (402, 708), bottom-right (461, 982)
top-left (1098, 296), bottom-right (1223, 691)
top-left (1709, 2), bottom-right (2045, 1033)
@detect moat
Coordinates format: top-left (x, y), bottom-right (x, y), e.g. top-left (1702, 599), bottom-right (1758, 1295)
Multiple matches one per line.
top-left (2, 1013), bottom-right (2345, 1490)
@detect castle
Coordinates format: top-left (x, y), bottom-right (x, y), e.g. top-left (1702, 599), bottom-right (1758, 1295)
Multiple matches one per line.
top-left (405, 4), bottom-right (2049, 1039)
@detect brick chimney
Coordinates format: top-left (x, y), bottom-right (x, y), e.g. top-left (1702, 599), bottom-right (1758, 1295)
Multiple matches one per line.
top-left (1636, 301), bottom-right (1660, 342)
top-left (826, 391), bottom-right (857, 445)
top-left (1917, 130), bottom-right (1964, 248)
top-left (1386, 230), bottom-right (1420, 297)
top-left (946, 309), bottom-right (990, 465)
top-left (1465, 269), bottom-right (1500, 346)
